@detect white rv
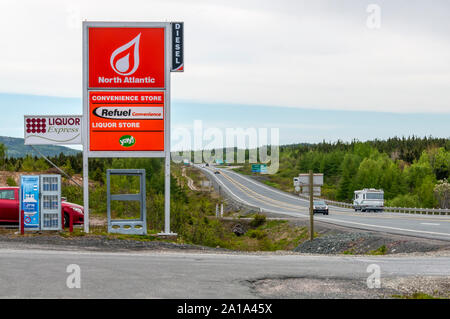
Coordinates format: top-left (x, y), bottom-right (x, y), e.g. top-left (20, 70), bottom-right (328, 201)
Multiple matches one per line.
top-left (353, 188), bottom-right (384, 212)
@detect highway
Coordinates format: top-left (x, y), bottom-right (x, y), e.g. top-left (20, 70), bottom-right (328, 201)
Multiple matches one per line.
top-left (197, 166), bottom-right (450, 241)
top-left (1, 248), bottom-right (449, 298)
top-left (1, 165), bottom-right (448, 299)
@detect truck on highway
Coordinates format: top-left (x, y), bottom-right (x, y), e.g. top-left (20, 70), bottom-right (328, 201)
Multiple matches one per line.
top-left (353, 188), bottom-right (384, 212)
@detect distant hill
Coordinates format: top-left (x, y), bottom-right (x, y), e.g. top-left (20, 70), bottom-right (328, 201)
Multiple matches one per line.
top-left (0, 136), bottom-right (80, 158)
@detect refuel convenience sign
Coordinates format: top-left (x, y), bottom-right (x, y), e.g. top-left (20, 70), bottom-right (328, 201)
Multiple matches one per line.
top-left (89, 91), bottom-right (164, 151)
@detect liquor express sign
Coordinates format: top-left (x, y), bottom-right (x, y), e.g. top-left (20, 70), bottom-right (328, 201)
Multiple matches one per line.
top-left (24, 115), bottom-right (82, 145)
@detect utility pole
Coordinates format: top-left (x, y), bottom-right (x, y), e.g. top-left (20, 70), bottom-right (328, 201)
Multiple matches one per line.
top-left (309, 169), bottom-right (314, 241)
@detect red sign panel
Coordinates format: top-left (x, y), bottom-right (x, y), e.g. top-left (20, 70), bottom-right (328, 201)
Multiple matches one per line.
top-left (89, 27), bottom-right (165, 88)
top-left (89, 91), bottom-right (164, 151)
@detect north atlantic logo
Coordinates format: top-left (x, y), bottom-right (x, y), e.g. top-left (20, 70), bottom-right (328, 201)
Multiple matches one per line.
top-left (119, 135), bottom-right (136, 147)
top-left (110, 34), bottom-right (141, 76)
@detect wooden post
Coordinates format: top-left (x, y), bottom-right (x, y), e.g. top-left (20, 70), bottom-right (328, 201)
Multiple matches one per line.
top-left (309, 170), bottom-right (314, 241)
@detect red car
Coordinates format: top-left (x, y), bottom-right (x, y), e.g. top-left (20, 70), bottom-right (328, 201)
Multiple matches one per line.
top-left (0, 186), bottom-right (84, 227)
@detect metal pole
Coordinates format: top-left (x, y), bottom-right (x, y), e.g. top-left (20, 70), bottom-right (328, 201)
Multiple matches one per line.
top-left (309, 170), bottom-right (314, 241)
top-left (29, 145), bottom-right (81, 187)
top-left (82, 22), bottom-right (89, 233)
top-left (162, 23), bottom-right (172, 235)
top-left (83, 146), bottom-right (89, 233)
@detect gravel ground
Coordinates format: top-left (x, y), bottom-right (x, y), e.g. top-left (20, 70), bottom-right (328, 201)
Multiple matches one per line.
top-left (249, 275), bottom-right (450, 299)
top-left (383, 276), bottom-right (450, 298)
top-left (0, 234), bottom-right (223, 253)
top-left (249, 277), bottom-right (397, 299)
top-left (294, 231), bottom-right (450, 255)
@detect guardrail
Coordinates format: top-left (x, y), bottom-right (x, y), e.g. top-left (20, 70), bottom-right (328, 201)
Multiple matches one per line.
top-left (383, 206), bottom-right (450, 215)
top-left (298, 194), bottom-right (450, 215)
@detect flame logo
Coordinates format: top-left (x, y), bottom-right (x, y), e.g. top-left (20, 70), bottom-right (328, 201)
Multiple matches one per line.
top-left (110, 33), bottom-right (141, 76)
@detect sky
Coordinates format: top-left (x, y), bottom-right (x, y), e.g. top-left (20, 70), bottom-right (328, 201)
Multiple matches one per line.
top-left (0, 0), bottom-right (449, 150)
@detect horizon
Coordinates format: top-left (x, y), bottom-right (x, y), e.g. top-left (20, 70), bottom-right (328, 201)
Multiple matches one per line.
top-left (0, 92), bottom-right (449, 152)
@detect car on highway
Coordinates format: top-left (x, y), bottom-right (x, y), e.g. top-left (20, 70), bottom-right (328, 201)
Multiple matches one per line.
top-left (0, 186), bottom-right (84, 227)
top-left (214, 170), bottom-right (220, 174)
top-left (313, 200), bottom-right (329, 215)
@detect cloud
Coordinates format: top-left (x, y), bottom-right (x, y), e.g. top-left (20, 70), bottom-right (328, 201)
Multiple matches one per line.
top-left (0, 0), bottom-right (449, 113)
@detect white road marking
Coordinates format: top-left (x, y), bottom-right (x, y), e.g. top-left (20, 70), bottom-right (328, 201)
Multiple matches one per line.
top-left (315, 217), bottom-right (450, 237)
top-left (421, 223), bottom-right (440, 226)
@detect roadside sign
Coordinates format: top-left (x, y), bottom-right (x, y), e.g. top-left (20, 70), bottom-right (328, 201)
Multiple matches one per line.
top-left (89, 91), bottom-right (165, 152)
top-left (301, 186), bottom-right (321, 196)
top-left (171, 22), bottom-right (184, 72)
top-left (252, 164), bottom-right (267, 173)
top-left (298, 173), bottom-right (324, 186)
top-left (24, 115), bottom-right (82, 145)
top-left (20, 176), bottom-right (40, 230)
top-left (83, 21), bottom-right (182, 235)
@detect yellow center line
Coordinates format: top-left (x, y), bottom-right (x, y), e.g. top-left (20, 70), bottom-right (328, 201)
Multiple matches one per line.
top-left (219, 171), bottom-right (307, 212)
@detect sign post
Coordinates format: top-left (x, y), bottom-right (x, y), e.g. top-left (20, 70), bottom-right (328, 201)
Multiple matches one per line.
top-left (309, 170), bottom-right (314, 241)
top-left (83, 22), bottom-right (181, 235)
top-left (296, 172), bottom-right (324, 241)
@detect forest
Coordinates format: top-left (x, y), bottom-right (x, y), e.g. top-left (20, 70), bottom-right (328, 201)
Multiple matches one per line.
top-left (1, 136), bottom-right (449, 211)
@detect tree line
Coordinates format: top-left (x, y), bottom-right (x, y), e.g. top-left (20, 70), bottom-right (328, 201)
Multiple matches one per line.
top-left (277, 136), bottom-right (449, 208)
top-left (1, 136), bottom-right (449, 208)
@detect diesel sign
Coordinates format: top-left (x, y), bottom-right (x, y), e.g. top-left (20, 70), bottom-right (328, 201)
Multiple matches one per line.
top-left (171, 22), bottom-right (184, 72)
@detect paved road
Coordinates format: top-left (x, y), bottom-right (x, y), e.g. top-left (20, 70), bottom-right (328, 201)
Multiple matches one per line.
top-left (198, 166), bottom-right (450, 241)
top-left (1, 248), bottom-right (449, 298)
